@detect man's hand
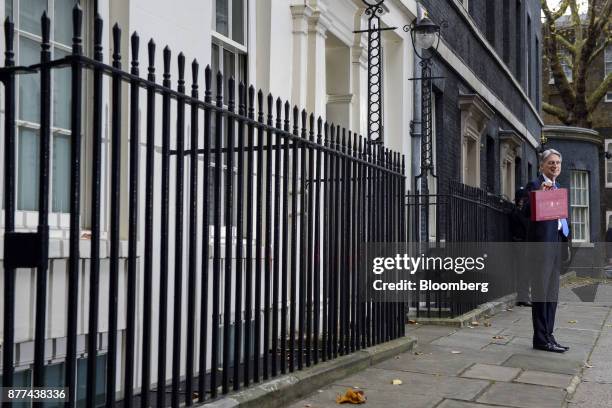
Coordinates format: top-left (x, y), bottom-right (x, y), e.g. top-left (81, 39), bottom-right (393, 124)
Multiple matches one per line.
top-left (540, 181), bottom-right (553, 191)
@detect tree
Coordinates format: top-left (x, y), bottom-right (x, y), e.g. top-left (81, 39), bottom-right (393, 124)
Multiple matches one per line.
top-left (541, 0), bottom-right (612, 128)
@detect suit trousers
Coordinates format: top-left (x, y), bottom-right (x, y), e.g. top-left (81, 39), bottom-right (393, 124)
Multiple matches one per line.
top-left (531, 232), bottom-right (563, 346)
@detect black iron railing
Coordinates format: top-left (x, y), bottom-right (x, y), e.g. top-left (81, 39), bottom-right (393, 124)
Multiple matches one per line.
top-left (1, 7), bottom-right (406, 408)
top-left (407, 181), bottom-right (516, 318)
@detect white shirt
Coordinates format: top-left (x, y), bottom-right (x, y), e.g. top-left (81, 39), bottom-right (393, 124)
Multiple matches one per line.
top-left (542, 174), bottom-right (562, 231)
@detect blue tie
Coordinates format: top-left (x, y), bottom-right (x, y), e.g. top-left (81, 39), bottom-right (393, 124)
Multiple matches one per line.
top-left (553, 183), bottom-right (570, 238)
top-left (561, 218), bottom-right (569, 238)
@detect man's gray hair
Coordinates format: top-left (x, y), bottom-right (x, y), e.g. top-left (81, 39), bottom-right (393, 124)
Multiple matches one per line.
top-left (539, 148), bottom-right (562, 164)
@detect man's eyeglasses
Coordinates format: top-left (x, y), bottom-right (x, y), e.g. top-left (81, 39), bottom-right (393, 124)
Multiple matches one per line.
top-left (545, 161), bottom-right (562, 166)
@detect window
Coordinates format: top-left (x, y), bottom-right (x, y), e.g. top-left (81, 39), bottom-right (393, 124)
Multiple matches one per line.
top-left (485, 0), bottom-right (495, 46)
top-left (7, 0), bottom-right (76, 213)
top-left (76, 355), bottom-right (106, 407)
top-left (210, 0), bottom-right (248, 228)
top-left (502, 0), bottom-right (510, 63)
top-left (570, 170), bottom-right (589, 242)
top-left (0, 368), bottom-right (31, 408)
top-left (606, 211), bottom-right (612, 230)
top-left (527, 15), bottom-right (532, 98)
top-left (515, 0), bottom-right (522, 81)
top-left (605, 45), bottom-right (612, 102)
top-left (605, 140), bottom-right (612, 187)
top-left (535, 36), bottom-right (540, 110)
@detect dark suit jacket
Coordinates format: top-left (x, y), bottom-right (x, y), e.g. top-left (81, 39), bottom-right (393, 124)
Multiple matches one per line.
top-left (522, 175), bottom-right (570, 243)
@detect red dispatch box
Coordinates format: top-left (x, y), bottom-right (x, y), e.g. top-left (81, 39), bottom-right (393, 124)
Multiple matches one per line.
top-left (530, 188), bottom-right (568, 222)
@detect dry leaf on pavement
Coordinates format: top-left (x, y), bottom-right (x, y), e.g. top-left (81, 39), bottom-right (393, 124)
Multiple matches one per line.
top-left (568, 320), bottom-right (577, 324)
top-left (492, 335), bottom-right (505, 339)
top-left (336, 389), bottom-right (366, 404)
top-left (451, 350), bottom-right (462, 354)
top-left (471, 321), bottom-right (480, 326)
top-left (391, 379), bottom-right (402, 385)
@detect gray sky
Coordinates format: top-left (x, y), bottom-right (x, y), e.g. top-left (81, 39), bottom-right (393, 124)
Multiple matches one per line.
top-left (544, 0), bottom-right (589, 14)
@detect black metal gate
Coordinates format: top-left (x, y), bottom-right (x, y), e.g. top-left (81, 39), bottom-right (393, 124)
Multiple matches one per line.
top-left (1, 7), bottom-right (407, 407)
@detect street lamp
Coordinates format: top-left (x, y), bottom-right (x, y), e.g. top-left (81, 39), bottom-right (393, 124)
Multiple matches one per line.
top-left (404, 14), bottom-right (445, 242)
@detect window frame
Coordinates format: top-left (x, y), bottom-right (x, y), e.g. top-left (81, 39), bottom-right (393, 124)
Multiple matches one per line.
top-left (570, 170), bottom-right (590, 243)
top-left (212, 0), bottom-right (247, 48)
top-left (4, 0), bottom-right (91, 233)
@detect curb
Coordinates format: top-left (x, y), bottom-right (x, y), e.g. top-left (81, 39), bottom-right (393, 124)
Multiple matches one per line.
top-left (411, 293), bottom-right (517, 327)
top-left (197, 335), bottom-right (417, 408)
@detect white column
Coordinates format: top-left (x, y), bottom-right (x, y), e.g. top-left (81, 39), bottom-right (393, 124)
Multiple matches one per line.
top-left (290, 4), bottom-right (313, 109)
top-left (306, 9), bottom-right (329, 118)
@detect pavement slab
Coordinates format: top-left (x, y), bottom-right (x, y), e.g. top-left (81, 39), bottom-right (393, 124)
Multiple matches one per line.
top-left (567, 381), bottom-right (612, 408)
top-left (460, 363), bottom-right (521, 382)
top-left (436, 400), bottom-right (508, 408)
top-left (502, 353), bottom-right (584, 375)
top-left (476, 382), bottom-right (567, 408)
top-left (513, 370), bottom-right (574, 388)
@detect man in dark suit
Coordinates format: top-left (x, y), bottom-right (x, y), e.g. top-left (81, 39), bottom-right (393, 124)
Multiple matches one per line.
top-left (523, 148), bottom-right (570, 353)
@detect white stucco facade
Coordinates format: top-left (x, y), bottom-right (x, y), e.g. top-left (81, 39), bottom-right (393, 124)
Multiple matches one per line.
top-left (0, 0), bottom-right (418, 398)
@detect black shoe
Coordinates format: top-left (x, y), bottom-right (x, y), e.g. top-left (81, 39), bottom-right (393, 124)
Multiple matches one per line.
top-left (549, 336), bottom-right (570, 351)
top-left (516, 301), bottom-right (533, 307)
top-left (533, 343), bottom-right (566, 353)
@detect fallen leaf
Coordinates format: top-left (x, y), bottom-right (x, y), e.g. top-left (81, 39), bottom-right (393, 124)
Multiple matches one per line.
top-left (584, 363), bottom-right (593, 368)
top-left (568, 320), bottom-right (577, 324)
top-left (605, 324), bottom-right (612, 328)
top-left (492, 335), bottom-right (505, 339)
top-left (506, 308), bottom-right (514, 311)
top-left (414, 351), bottom-right (423, 356)
top-left (451, 350), bottom-right (462, 354)
top-left (305, 404), bottom-right (312, 407)
top-left (391, 379), bottom-right (402, 385)
top-left (408, 319), bottom-right (417, 324)
top-left (395, 356), bottom-right (401, 359)
top-left (336, 388), bottom-right (366, 404)
top-left (471, 321), bottom-right (480, 326)
top-left (484, 321), bottom-right (492, 327)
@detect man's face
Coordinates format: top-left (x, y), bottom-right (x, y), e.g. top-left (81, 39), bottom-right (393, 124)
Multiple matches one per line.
top-left (541, 153), bottom-right (562, 180)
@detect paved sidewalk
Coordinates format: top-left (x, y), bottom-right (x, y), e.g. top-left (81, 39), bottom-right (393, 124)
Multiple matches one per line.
top-left (285, 300), bottom-right (612, 408)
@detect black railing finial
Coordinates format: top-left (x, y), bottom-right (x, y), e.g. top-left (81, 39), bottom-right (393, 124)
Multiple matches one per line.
top-left (276, 98), bottom-right (282, 129)
top-left (247, 85), bottom-right (255, 118)
top-left (309, 114), bottom-right (315, 142)
top-left (228, 77), bottom-right (235, 111)
top-left (216, 71), bottom-right (224, 105)
top-left (147, 40), bottom-right (156, 78)
top-left (292, 106), bottom-right (299, 135)
top-left (191, 59), bottom-right (199, 88)
top-left (163, 46), bottom-right (171, 82)
top-left (204, 65), bottom-right (212, 101)
top-left (324, 122), bottom-right (329, 146)
top-left (301, 109), bottom-right (307, 140)
top-left (257, 90), bottom-right (264, 121)
top-left (284, 102), bottom-right (290, 132)
top-left (238, 81), bottom-right (246, 115)
top-left (4, 17), bottom-right (15, 66)
top-left (267, 93), bottom-right (274, 124)
top-left (177, 52), bottom-right (186, 94)
top-left (330, 122), bottom-right (336, 150)
top-left (112, 23), bottom-right (121, 67)
top-left (131, 32), bottom-right (140, 74)
top-left (317, 117), bottom-right (323, 144)
top-left (72, 3), bottom-right (83, 54)
top-left (41, 11), bottom-right (50, 49)
top-left (94, 13), bottom-right (103, 61)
